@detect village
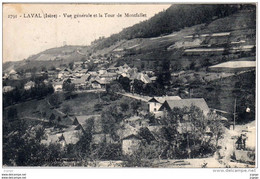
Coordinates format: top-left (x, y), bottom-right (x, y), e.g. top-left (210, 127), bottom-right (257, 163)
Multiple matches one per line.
top-left (2, 4), bottom-right (256, 167)
top-left (2, 53), bottom-right (256, 167)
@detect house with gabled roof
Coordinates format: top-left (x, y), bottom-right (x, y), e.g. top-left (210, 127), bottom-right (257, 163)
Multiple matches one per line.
top-left (117, 66), bottom-right (124, 74)
top-left (3, 73), bottom-right (8, 80)
top-left (57, 72), bottom-right (64, 79)
top-left (63, 68), bottom-right (73, 73)
top-left (122, 63), bottom-right (130, 71)
top-left (71, 74), bottom-right (90, 90)
top-left (137, 73), bottom-right (151, 84)
top-left (8, 69), bottom-right (19, 80)
top-left (48, 70), bottom-right (57, 79)
top-left (148, 96), bottom-right (181, 115)
top-left (129, 71), bottom-right (151, 84)
top-left (25, 72), bottom-right (32, 78)
top-left (24, 81), bottom-right (35, 90)
top-left (88, 71), bottom-right (99, 78)
top-left (52, 81), bottom-right (63, 92)
top-left (91, 78), bottom-right (109, 89)
top-left (158, 98), bottom-right (210, 117)
top-left (80, 69), bottom-right (88, 74)
top-left (98, 68), bottom-right (107, 75)
top-left (3, 86), bottom-right (14, 93)
top-left (100, 72), bottom-right (118, 81)
top-left (74, 61), bottom-right (83, 68)
top-left (107, 67), bottom-right (118, 73)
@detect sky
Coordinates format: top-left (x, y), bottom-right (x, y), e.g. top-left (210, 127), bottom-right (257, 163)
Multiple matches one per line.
top-left (3, 4), bottom-right (171, 62)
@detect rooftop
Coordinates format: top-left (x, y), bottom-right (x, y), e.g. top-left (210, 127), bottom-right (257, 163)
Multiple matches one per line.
top-left (149, 96), bottom-right (181, 104)
top-left (161, 98), bottom-right (210, 115)
top-left (122, 134), bottom-right (142, 141)
top-left (210, 61), bottom-right (256, 69)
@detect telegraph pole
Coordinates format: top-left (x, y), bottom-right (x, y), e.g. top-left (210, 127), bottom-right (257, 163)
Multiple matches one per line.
top-left (233, 98), bottom-right (236, 130)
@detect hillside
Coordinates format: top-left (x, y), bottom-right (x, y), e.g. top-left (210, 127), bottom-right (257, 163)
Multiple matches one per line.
top-left (3, 45), bottom-right (89, 73)
top-left (92, 4), bottom-right (252, 50)
top-left (111, 9), bottom-right (256, 71)
top-left (3, 4), bottom-right (256, 74)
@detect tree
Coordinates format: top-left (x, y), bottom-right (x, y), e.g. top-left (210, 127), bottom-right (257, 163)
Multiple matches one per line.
top-left (101, 111), bottom-right (117, 135)
top-left (49, 113), bottom-right (56, 123)
top-left (63, 79), bottom-right (75, 92)
top-left (62, 104), bottom-right (72, 114)
top-left (154, 106), bottom-right (220, 159)
top-left (49, 93), bottom-right (62, 107)
top-left (69, 62), bottom-right (74, 70)
top-left (139, 127), bottom-right (155, 144)
top-left (118, 76), bottom-right (131, 92)
top-left (207, 112), bottom-right (225, 147)
top-left (83, 117), bottom-right (95, 132)
top-left (189, 61), bottom-right (196, 70)
top-left (57, 116), bottom-right (61, 123)
top-left (106, 81), bottom-right (123, 94)
top-left (87, 61), bottom-right (97, 71)
top-left (155, 60), bottom-right (171, 89)
top-left (120, 103), bottom-right (129, 112)
top-left (145, 113), bottom-right (157, 124)
top-left (3, 121), bottom-right (64, 166)
top-left (132, 79), bottom-right (144, 94)
top-left (172, 61), bottom-right (182, 72)
top-left (7, 107), bottom-right (18, 122)
top-left (141, 62), bottom-right (145, 70)
top-left (201, 58), bottom-right (211, 68)
top-left (130, 100), bottom-right (141, 115)
top-left (41, 66), bottom-right (47, 72)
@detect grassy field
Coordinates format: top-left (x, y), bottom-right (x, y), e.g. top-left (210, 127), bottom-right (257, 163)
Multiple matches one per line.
top-left (58, 92), bottom-right (148, 116)
top-left (59, 92), bottom-right (105, 115)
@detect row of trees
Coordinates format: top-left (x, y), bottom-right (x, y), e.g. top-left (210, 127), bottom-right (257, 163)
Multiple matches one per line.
top-left (3, 114), bottom-right (65, 166)
top-left (3, 82), bottom-right (54, 107)
top-left (109, 76), bottom-right (167, 97)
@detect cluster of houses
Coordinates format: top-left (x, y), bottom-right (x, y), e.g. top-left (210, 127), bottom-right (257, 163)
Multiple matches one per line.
top-left (3, 62), bottom-right (227, 158)
top-left (2, 61), bottom-right (157, 94)
top-left (50, 62), bottom-right (155, 92)
top-left (3, 69), bottom-right (35, 93)
top-left (45, 92), bottom-right (223, 156)
top-left (3, 65), bottom-right (222, 156)
top-left (3, 68), bottom-right (50, 93)
top-left (119, 95), bottom-right (225, 155)
top-left (3, 69), bottom-right (19, 80)
top-left (118, 94), bottom-right (230, 155)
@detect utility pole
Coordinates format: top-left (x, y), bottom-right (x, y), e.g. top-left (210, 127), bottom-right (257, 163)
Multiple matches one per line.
top-left (233, 98), bottom-right (236, 130)
top-left (189, 88), bottom-right (193, 98)
top-left (98, 92), bottom-right (101, 103)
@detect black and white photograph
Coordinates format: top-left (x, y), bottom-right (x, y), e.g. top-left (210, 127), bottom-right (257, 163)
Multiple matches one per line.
top-left (2, 3), bottom-right (256, 170)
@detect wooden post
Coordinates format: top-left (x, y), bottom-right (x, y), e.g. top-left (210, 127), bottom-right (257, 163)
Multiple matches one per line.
top-left (233, 98), bottom-right (236, 130)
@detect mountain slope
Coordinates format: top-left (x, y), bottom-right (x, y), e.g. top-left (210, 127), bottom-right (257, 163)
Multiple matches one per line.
top-left (3, 4), bottom-right (256, 73)
top-left (92, 4), bottom-right (254, 51)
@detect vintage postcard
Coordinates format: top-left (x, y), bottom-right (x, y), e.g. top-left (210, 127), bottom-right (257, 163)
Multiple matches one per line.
top-left (2, 3), bottom-right (256, 170)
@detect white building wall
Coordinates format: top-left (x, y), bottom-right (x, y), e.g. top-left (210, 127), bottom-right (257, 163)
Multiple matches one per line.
top-left (149, 102), bottom-right (162, 113)
top-left (54, 85), bottom-right (63, 92)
